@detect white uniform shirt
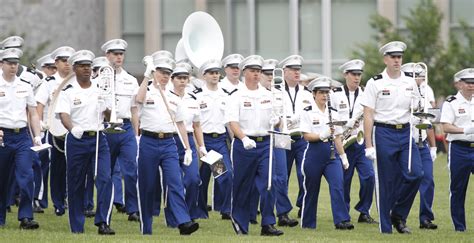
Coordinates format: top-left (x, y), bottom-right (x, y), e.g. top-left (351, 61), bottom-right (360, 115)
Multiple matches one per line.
top-left (440, 92), bottom-right (474, 142)
top-left (170, 91), bottom-right (201, 133)
top-left (226, 84), bottom-right (273, 136)
top-left (114, 70), bottom-right (138, 119)
top-left (282, 83), bottom-right (314, 132)
top-left (55, 79), bottom-right (105, 131)
top-left (194, 86), bottom-right (228, 134)
top-left (0, 76), bottom-right (36, 128)
top-left (35, 73), bottom-right (68, 123)
top-left (220, 77), bottom-right (244, 95)
top-left (300, 104), bottom-right (343, 137)
top-left (137, 84), bottom-right (185, 133)
top-left (361, 69), bottom-right (420, 124)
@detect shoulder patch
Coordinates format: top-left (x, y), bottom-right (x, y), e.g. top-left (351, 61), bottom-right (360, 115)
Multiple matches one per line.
top-left (20, 78), bottom-right (30, 84)
top-left (45, 76), bottom-right (55, 82)
top-left (304, 105), bottom-right (312, 111)
top-left (62, 84), bottom-right (73, 91)
top-left (373, 74), bottom-right (383, 80)
top-left (446, 95), bottom-right (456, 103)
top-left (193, 88), bottom-right (203, 94)
top-left (332, 87), bottom-right (343, 92)
top-left (188, 93), bottom-right (197, 100)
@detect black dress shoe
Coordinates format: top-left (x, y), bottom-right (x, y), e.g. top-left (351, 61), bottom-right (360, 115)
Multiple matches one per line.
top-left (206, 205), bottom-right (212, 211)
top-left (54, 207), bottom-right (65, 216)
top-left (128, 212), bottom-right (140, 222)
top-left (261, 224), bottom-right (284, 236)
top-left (221, 213), bottom-right (231, 220)
top-left (6, 206), bottom-right (11, 213)
top-left (297, 208), bottom-right (301, 218)
top-left (33, 201), bottom-right (44, 214)
top-left (278, 214), bottom-right (298, 227)
top-left (420, 220), bottom-right (438, 230)
top-left (358, 213), bottom-right (378, 224)
top-left (84, 209), bottom-right (95, 218)
top-left (115, 204), bottom-right (126, 214)
top-left (391, 216), bottom-right (411, 234)
top-left (231, 221), bottom-right (247, 235)
top-left (335, 221), bottom-right (354, 230)
top-left (179, 221), bottom-right (199, 235)
top-left (19, 218), bottom-right (39, 230)
top-left (97, 222), bottom-right (115, 235)
top-left (250, 219), bottom-right (258, 225)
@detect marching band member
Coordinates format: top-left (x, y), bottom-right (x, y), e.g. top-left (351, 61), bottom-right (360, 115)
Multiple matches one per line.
top-left (279, 55), bottom-right (313, 218)
top-left (194, 59), bottom-right (233, 220)
top-left (300, 77), bottom-right (352, 230)
top-left (55, 50), bottom-right (115, 234)
top-left (36, 53), bottom-right (57, 78)
top-left (401, 63), bottom-right (438, 230)
top-left (101, 39), bottom-right (140, 221)
top-left (331, 59), bottom-right (376, 224)
top-left (220, 54), bottom-right (244, 95)
top-left (258, 59), bottom-right (298, 227)
top-left (164, 62), bottom-right (204, 226)
top-left (35, 46), bottom-right (76, 216)
top-left (440, 68), bottom-right (474, 232)
top-left (361, 41), bottom-right (423, 234)
top-left (226, 55), bottom-right (283, 236)
top-left (135, 54), bottom-right (198, 235)
top-left (0, 48), bottom-right (42, 229)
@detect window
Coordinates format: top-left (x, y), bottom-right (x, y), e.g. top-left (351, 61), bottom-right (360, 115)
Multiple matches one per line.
top-left (161, 0), bottom-right (195, 52)
top-left (231, 0), bottom-right (250, 56)
top-left (255, 0), bottom-right (289, 60)
top-left (122, 0), bottom-right (145, 64)
top-left (299, 0), bottom-right (322, 60)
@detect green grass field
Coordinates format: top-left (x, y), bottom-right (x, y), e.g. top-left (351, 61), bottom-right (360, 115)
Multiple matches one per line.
top-left (1, 153), bottom-right (473, 242)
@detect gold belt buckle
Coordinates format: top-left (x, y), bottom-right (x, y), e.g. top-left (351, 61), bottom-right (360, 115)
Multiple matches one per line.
top-left (212, 133), bottom-right (219, 138)
top-left (87, 131), bottom-right (96, 136)
top-left (470, 143), bottom-right (474, 148)
top-left (158, 133), bottom-right (165, 139)
top-left (14, 128), bottom-right (20, 133)
top-left (256, 137), bottom-right (263, 142)
top-left (395, 124), bottom-right (403, 129)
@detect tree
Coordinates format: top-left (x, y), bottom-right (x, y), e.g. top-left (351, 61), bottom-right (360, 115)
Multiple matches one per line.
top-left (351, 0), bottom-right (474, 98)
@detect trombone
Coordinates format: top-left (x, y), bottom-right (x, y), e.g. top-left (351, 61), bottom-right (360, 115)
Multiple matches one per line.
top-left (411, 62), bottom-right (435, 147)
top-left (96, 64), bottom-right (125, 134)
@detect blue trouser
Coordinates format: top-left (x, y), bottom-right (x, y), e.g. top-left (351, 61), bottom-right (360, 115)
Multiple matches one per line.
top-left (249, 184), bottom-right (259, 222)
top-left (137, 135), bottom-right (191, 235)
top-left (37, 135), bottom-right (50, 208)
top-left (48, 133), bottom-right (67, 212)
top-left (0, 128), bottom-right (35, 225)
top-left (374, 125), bottom-right (423, 233)
top-left (448, 141), bottom-right (474, 231)
top-left (286, 136), bottom-right (307, 208)
top-left (343, 142), bottom-right (375, 216)
top-left (231, 137), bottom-right (276, 234)
top-left (32, 152), bottom-right (42, 200)
top-left (250, 146), bottom-right (293, 219)
top-left (112, 160), bottom-right (123, 206)
top-left (301, 142), bottom-right (349, 228)
top-left (164, 133), bottom-right (201, 227)
top-left (65, 132), bottom-right (114, 233)
top-left (197, 133), bottom-right (232, 218)
top-left (418, 141), bottom-right (435, 224)
top-left (106, 122), bottom-right (138, 214)
top-left (83, 163), bottom-right (95, 211)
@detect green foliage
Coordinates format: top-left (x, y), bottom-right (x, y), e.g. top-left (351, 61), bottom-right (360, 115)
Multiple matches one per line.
top-left (351, 0), bottom-right (474, 99)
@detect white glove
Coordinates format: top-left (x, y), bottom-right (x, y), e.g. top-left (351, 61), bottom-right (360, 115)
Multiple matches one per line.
top-left (319, 128), bottom-right (331, 141)
top-left (463, 126), bottom-right (474, 135)
top-left (430, 147), bottom-right (437, 162)
top-left (269, 116), bottom-right (280, 126)
top-left (199, 146), bottom-right (208, 156)
top-left (143, 56), bottom-right (154, 79)
top-left (33, 136), bottom-right (42, 146)
top-left (40, 120), bottom-right (48, 131)
top-left (242, 136), bottom-right (256, 150)
top-left (71, 126), bottom-right (84, 139)
top-left (344, 118), bottom-right (355, 129)
top-left (184, 149), bottom-right (193, 166)
top-left (340, 153), bottom-right (349, 170)
top-left (365, 147), bottom-right (376, 161)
